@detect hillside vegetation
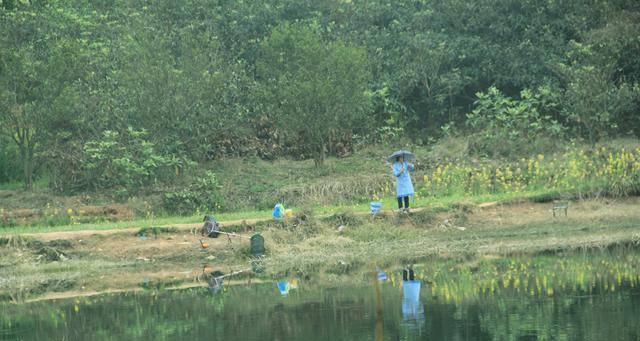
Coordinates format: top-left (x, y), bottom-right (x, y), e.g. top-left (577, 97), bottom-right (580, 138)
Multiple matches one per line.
top-left (1, 0), bottom-right (639, 220)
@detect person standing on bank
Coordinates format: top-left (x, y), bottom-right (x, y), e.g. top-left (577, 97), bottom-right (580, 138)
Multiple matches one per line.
top-left (390, 151), bottom-right (415, 212)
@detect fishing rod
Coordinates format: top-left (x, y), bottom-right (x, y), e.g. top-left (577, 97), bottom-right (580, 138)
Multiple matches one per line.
top-left (213, 230), bottom-right (251, 239)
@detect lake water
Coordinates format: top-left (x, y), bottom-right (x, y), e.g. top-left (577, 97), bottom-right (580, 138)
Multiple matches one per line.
top-left (2, 252), bottom-right (640, 340)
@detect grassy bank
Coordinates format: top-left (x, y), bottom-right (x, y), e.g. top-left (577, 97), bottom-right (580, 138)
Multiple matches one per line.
top-left (1, 197), bottom-right (639, 301)
top-left (2, 139), bottom-right (639, 234)
top-left (0, 188), bottom-right (604, 235)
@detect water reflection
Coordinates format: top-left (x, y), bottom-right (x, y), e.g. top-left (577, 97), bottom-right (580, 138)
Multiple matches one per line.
top-left (377, 268), bottom-right (387, 281)
top-left (2, 251), bottom-right (640, 340)
top-left (402, 280), bottom-right (424, 324)
top-left (277, 279), bottom-right (299, 295)
top-left (205, 268), bottom-right (251, 295)
top-left (401, 266), bottom-right (425, 333)
top-left (208, 276), bottom-right (224, 294)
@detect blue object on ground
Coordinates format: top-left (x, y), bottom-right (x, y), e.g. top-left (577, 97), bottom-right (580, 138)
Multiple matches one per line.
top-left (272, 204), bottom-right (284, 219)
top-left (370, 202), bottom-right (382, 216)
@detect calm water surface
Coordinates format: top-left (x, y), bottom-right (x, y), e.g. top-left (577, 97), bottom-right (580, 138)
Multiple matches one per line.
top-left (2, 255), bottom-right (640, 340)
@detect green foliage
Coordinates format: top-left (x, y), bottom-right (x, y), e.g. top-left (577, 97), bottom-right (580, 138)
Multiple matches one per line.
top-left (256, 22), bottom-right (372, 166)
top-left (0, 3), bottom-right (93, 189)
top-left (1, 0), bottom-right (640, 190)
top-left (0, 215), bottom-right (17, 228)
top-left (0, 137), bottom-right (20, 183)
top-left (83, 128), bottom-right (179, 193)
top-left (420, 145), bottom-right (640, 199)
top-left (467, 86), bottom-right (565, 158)
top-left (557, 40), bottom-right (640, 143)
top-left (375, 126), bottom-right (406, 145)
top-left (162, 171), bottom-right (225, 215)
top-left (561, 65), bottom-right (639, 143)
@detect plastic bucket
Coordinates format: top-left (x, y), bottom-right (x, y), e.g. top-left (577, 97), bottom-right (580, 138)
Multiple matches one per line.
top-left (284, 209), bottom-right (293, 218)
top-left (370, 202), bottom-right (382, 215)
top-left (272, 204), bottom-right (284, 219)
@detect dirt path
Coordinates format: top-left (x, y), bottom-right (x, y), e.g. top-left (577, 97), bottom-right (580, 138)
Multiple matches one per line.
top-left (20, 206), bottom-right (442, 242)
top-left (21, 218), bottom-right (266, 242)
top-left (19, 196), bottom-right (633, 242)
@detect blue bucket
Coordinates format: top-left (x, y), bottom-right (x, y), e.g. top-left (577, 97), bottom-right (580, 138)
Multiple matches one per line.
top-left (277, 280), bottom-right (289, 295)
top-left (370, 202), bottom-right (382, 216)
top-left (272, 204), bottom-right (284, 219)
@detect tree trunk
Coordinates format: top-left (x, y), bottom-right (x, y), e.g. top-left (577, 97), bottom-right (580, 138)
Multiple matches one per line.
top-left (18, 139), bottom-right (34, 191)
top-left (313, 143), bottom-right (326, 168)
top-left (24, 157), bottom-right (33, 191)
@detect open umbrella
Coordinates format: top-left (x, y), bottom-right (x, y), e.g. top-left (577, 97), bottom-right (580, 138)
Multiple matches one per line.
top-left (387, 150), bottom-right (415, 162)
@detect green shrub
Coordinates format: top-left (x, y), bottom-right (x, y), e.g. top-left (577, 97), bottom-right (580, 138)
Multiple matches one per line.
top-left (0, 137), bottom-right (21, 184)
top-left (467, 86), bottom-right (565, 158)
top-left (162, 171), bottom-right (225, 215)
top-left (83, 127), bottom-right (183, 193)
top-left (0, 213), bottom-right (17, 228)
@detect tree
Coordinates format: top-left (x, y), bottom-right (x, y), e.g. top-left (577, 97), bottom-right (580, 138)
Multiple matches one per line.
top-left (256, 22), bottom-right (371, 166)
top-left (0, 6), bottom-right (88, 190)
top-left (555, 39), bottom-right (640, 143)
top-left (0, 10), bottom-right (49, 190)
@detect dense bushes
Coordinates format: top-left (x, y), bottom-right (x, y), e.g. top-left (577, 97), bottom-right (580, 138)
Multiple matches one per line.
top-left (466, 86), bottom-right (565, 158)
top-left (162, 171), bottom-right (225, 215)
top-left (1, 0), bottom-right (639, 192)
top-left (82, 128), bottom-right (182, 194)
top-left (0, 137), bottom-right (20, 184)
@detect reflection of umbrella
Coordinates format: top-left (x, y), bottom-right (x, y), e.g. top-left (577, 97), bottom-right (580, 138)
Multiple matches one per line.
top-left (388, 150), bottom-right (415, 162)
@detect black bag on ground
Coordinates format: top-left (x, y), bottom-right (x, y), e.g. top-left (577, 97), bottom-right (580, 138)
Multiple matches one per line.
top-left (201, 215), bottom-right (220, 238)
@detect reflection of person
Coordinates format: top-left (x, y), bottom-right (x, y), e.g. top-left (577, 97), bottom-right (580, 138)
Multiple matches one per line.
top-left (208, 276), bottom-right (223, 294)
top-left (402, 279), bottom-right (423, 323)
top-left (402, 266), bottom-right (424, 325)
top-left (403, 267), bottom-right (415, 281)
top-left (393, 156), bottom-right (415, 212)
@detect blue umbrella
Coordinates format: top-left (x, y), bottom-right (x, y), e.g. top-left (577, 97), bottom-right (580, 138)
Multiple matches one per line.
top-left (388, 150), bottom-right (415, 162)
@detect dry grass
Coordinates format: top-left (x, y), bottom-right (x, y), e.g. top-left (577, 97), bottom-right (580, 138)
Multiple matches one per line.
top-left (258, 198), bottom-right (640, 276)
top-left (273, 174), bottom-right (392, 206)
top-left (1, 197), bottom-right (639, 301)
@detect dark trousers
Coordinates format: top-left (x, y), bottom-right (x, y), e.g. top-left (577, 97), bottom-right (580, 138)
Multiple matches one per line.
top-left (403, 268), bottom-right (415, 281)
top-left (397, 196), bottom-right (409, 209)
